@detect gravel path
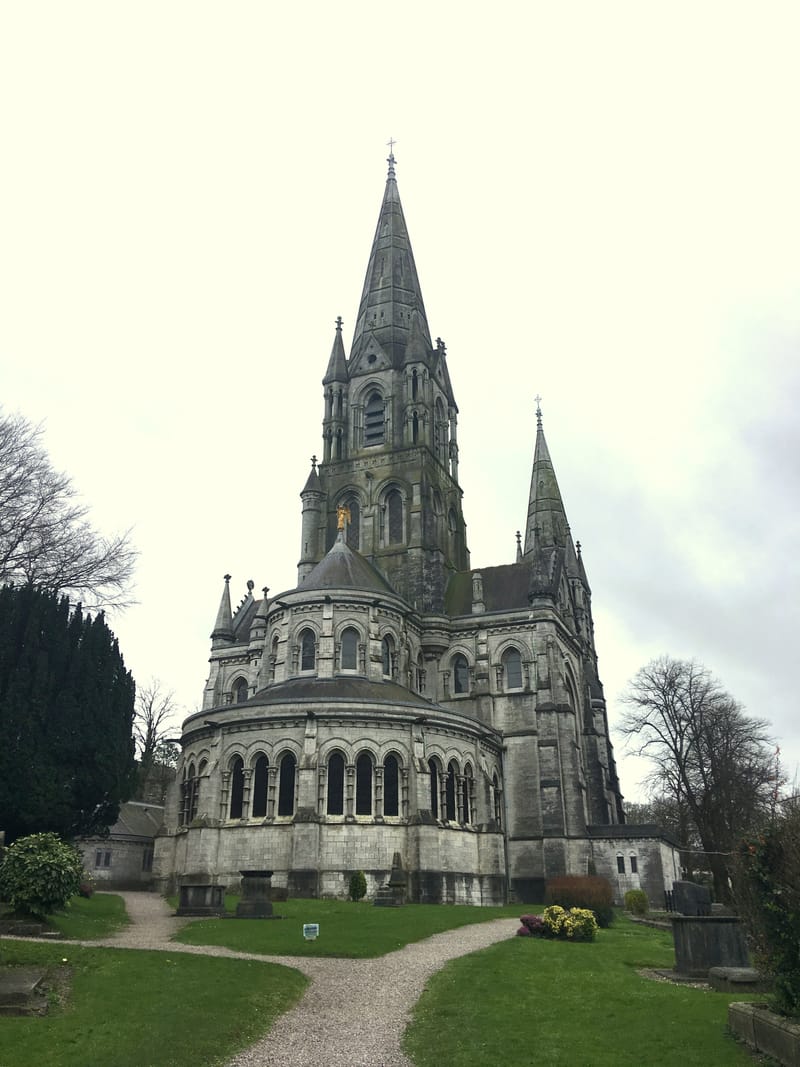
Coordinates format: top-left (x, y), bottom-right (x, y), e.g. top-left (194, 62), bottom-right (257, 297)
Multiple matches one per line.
top-left (9, 892), bottom-right (517, 1067)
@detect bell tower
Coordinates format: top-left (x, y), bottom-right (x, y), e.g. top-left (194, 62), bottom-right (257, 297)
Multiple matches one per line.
top-left (301, 151), bottom-right (469, 611)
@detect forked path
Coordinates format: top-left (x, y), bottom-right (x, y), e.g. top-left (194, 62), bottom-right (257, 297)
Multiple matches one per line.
top-left (100, 892), bottom-right (518, 1067)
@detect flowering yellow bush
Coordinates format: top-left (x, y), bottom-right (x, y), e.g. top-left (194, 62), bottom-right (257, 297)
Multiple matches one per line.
top-left (542, 904), bottom-right (598, 941)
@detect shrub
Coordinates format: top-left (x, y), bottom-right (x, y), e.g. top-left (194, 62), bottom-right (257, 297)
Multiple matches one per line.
top-left (0, 832), bottom-right (83, 919)
top-left (736, 811), bottom-right (800, 1018)
top-left (518, 914), bottom-right (546, 937)
top-left (349, 870), bottom-right (367, 902)
top-left (624, 889), bottom-right (648, 916)
top-left (545, 875), bottom-right (614, 927)
top-left (517, 908), bottom-right (597, 941)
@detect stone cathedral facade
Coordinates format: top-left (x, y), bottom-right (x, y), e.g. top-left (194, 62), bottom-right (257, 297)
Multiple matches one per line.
top-left (155, 155), bottom-right (679, 905)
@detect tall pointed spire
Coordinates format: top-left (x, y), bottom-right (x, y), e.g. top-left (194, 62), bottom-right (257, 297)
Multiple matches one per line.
top-left (523, 400), bottom-right (570, 554)
top-left (211, 573), bottom-right (234, 644)
top-left (349, 149), bottom-right (432, 369)
top-left (323, 316), bottom-right (348, 385)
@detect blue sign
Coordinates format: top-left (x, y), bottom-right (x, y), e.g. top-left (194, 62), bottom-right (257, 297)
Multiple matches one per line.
top-left (303, 923), bottom-right (319, 940)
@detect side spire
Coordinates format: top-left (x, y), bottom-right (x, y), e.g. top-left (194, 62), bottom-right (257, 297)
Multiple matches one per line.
top-left (523, 399), bottom-right (570, 554)
top-left (323, 316), bottom-right (348, 385)
top-left (349, 148), bottom-right (432, 369)
top-left (211, 573), bottom-right (234, 644)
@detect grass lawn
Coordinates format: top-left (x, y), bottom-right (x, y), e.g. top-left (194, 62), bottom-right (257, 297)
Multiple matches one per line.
top-left (0, 939), bottom-right (307, 1067)
top-left (173, 897), bottom-right (522, 958)
top-left (403, 914), bottom-right (762, 1066)
top-left (46, 892), bottom-right (130, 939)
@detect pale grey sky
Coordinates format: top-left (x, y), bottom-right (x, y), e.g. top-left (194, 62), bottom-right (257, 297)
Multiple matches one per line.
top-left (2, 2), bottom-right (798, 800)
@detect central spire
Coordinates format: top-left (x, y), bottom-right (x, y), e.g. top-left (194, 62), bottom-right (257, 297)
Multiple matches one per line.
top-left (349, 151), bottom-right (433, 370)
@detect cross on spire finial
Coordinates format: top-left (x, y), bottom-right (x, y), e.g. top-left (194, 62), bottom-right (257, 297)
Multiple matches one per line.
top-left (386, 138), bottom-right (397, 178)
top-left (310, 455), bottom-right (317, 471)
top-left (335, 316), bottom-right (343, 331)
top-left (535, 394), bottom-right (543, 427)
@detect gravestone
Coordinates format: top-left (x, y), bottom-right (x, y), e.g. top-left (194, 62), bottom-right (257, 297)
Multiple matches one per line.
top-left (672, 880), bottom-right (712, 917)
top-left (671, 916), bottom-right (751, 977)
top-left (176, 881), bottom-right (225, 916)
top-left (235, 870), bottom-right (274, 918)
top-left (374, 852), bottom-right (407, 907)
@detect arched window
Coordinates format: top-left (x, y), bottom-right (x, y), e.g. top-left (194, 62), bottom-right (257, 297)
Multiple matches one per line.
top-left (435, 396), bottom-right (447, 461)
top-left (252, 755), bottom-right (269, 818)
top-left (386, 489), bottom-right (403, 544)
top-left (364, 391), bottom-right (385, 446)
top-left (502, 648), bottom-right (523, 690)
top-left (463, 763), bottom-right (473, 824)
top-left (345, 497), bottom-right (360, 550)
top-left (277, 752), bottom-right (296, 816)
top-left (445, 761), bottom-right (457, 821)
top-left (327, 752), bottom-right (345, 815)
top-left (300, 629), bottom-right (316, 672)
top-left (270, 635), bottom-right (279, 682)
top-left (415, 653), bottom-right (425, 693)
top-left (341, 627), bottom-right (358, 671)
top-left (355, 752), bottom-right (373, 815)
top-left (383, 754), bottom-right (399, 817)
top-left (453, 653), bottom-right (469, 695)
top-left (335, 428), bottom-right (343, 459)
top-left (183, 762), bottom-right (198, 825)
top-left (232, 677), bottom-right (248, 704)
top-left (429, 758), bottom-right (440, 819)
top-left (382, 635), bottom-right (394, 678)
top-left (492, 772), bottom-right (502, 827)
top-left (229, 756), bottom-right (244, 819)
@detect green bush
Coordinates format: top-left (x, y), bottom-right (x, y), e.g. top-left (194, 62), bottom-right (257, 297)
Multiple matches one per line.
top-left (545, 875), bottom-right (614, 927)
top-left (624, 889), bottom-right (649, 916)
top-left (737, 811), bottom-right (800, 1018)
top-left (349, 870), bottom-right (367, 902)
top-left (0, 832), bottom-right (83, 919)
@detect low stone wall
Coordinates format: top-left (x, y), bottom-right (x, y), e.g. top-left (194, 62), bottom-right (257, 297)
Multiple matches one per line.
top-left (728, 1003), bottom-right (800, 1066)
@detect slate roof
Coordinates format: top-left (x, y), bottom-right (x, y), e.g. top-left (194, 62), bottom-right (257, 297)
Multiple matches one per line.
top-left (300, 537), bottom-right (398, 595)
top-left (109, 802), bottom-right (164, 840)
top-left (252, 675), bottom-right (432, 710)
top-left (444, 562), bottom-right (531, 616)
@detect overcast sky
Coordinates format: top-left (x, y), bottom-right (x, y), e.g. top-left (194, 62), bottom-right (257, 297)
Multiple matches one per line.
top-left (2, 2), bottom-right (798, 802)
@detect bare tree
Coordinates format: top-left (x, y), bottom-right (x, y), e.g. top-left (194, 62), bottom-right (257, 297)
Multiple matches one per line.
top-left (133, 679), bottom-right (181, 802)
top-left (0, 409), bottom-right (137, 610)
top-left (620, 656), bottom-right (780, 901)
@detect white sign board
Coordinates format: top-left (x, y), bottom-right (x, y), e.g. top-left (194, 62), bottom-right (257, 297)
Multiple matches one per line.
top-left (303, 923), bottom-right (319, 941)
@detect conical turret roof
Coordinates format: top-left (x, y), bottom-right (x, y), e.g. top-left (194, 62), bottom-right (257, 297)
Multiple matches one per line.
top-left (323, 316), bottom-right (348, 385)
top-left (211, 574), bottom-right (233, 641)
top-left (350, 153), bottom-right (432, 369)
top-left (301, 533), bottom-right (397, 595)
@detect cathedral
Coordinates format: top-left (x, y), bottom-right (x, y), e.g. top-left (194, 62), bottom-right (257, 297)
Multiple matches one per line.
top-left (155, 154), bottom-right (679, 905)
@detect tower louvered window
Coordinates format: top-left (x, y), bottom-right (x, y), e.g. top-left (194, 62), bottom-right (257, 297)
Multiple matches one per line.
top-left (387, 490), bottom-right (403, 544)
top-left (364, 392), bottom-right (385, 445)
top-left (346, 497), bottom-right (360, 550)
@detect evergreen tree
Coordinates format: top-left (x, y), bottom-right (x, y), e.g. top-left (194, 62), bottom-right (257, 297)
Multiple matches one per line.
top-left (0, 584), bottom-right (137, 843)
